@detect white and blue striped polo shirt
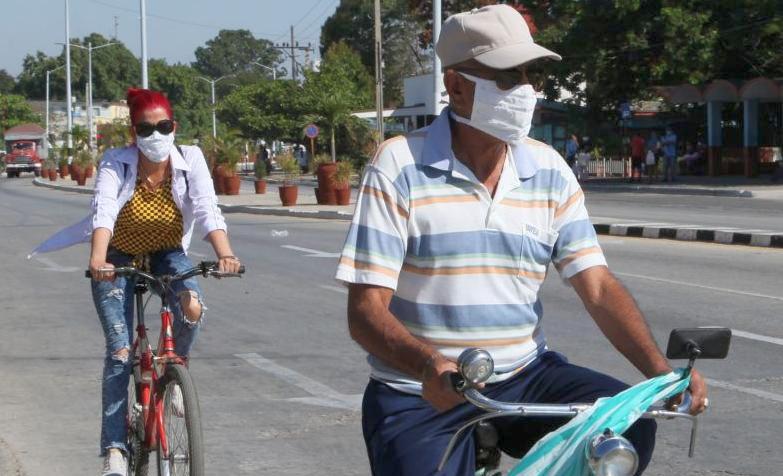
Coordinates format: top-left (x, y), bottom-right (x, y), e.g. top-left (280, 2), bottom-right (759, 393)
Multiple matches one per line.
top-left (335, 108), bottom-right (606, 394)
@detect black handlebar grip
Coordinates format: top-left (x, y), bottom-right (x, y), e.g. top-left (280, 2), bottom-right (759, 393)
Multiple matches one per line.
top-left (85, 270), bottom-right (92, 279)
top-left (238, 265), bottom-right (246, 274)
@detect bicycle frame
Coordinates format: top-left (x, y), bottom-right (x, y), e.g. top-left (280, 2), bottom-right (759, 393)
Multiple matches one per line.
top-left (131, 278), bottom-right (185, 462)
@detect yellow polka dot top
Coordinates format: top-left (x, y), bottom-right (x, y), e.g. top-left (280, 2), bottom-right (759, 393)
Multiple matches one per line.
top-left (110, 176), bottom-right (184, 256)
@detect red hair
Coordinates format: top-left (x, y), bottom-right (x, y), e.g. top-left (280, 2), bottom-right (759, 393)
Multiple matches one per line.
top-left (126, 88), bottom-right (173, 125)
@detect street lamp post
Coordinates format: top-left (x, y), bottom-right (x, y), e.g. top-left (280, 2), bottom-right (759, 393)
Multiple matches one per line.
top-left (252, 61), bottom-right (276, 80)
top-left (60, 41), bottom-right (119, 149)
top-left (64, 0), bottom-right (73, 159)
top-left (373, 0), bottom-right (384, 145)
top-left (197, 75), bottom-right (233, 138)
top-left (45, 65), bottom-right (65, 140)
top-left (140, 0), bottom-right (148, 88)
top-left (433, 0), bottom-right (443, 117)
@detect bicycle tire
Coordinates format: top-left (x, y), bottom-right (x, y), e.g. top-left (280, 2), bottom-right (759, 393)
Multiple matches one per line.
top-left (156, 363), bottom-right (204, 476)
top-left (128, 370), bottom-right (150, 476)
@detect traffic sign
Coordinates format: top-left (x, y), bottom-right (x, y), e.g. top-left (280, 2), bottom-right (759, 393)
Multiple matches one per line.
top-left (305, 124), bottom-right (319, 139)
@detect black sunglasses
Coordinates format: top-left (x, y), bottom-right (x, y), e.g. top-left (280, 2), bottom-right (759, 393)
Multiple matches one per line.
top-left (134, 119), bottom-right (175, 138)
top-left (456, 66), bottom-right (547, 91)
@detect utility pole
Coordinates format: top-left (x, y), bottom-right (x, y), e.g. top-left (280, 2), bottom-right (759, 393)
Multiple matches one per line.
top-left (432, 0), bottom-right (443, 118)
top-left (113, 16), bottom-right (119, 40)
top-left (45, 65), bottom-right (65, 141)
top-left (273, 26), bottom-right (313, 81)
top-left (64, 0), bottom-right (73, 160)
top-left (374, 0), bottom-right (384, 144)
top-left (140, 0), bottom-right (148, 88)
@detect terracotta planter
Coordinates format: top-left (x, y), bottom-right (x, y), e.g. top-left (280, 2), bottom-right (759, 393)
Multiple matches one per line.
top-left (334, 185), bottom-right (351, 205)
top-left (316, 162), bottom-right (337, 205)
top-left (68, 163), bottom-right (75, 177)
top-left (254, 179), bottom-right (267, 194)
top-left (278, 185), bottom-right (298, 206)
top-left (59, 164), bottom-right (69, 178)
top-left (212, 165), bottom-right (226, 195)
top-left (48, 169), bottom-right (58, 182)
top-left (84, 165), bottom-right (94, 178)
top-left (71, 166), bottom-right (82, 183)
top-left (223, 174), bottom-right (241, 195)
top-left (72, 167), bottom-right (87, 186)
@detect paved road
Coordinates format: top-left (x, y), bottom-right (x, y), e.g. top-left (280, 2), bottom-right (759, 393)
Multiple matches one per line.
top-left (1, 176), bottom-right (782, 475)
top-left (584, 191), bottom-right (783, 233)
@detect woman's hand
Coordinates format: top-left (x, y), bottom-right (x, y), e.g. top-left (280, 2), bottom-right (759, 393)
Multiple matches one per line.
top-left (217, 256), bottom-right (241, 274)
top-left (89, 259), bottom-right (116, 281)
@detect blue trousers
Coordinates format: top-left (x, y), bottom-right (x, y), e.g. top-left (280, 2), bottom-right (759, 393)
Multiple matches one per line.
top-left (362, 352), bottom-right (657, 476)
top-left (91, 247), bottom-right (203, 455)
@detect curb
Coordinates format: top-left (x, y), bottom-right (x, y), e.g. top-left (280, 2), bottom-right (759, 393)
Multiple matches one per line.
top-left (593, 223), bottom-right (783, 249)
top-left (582, 183), bottom-right (754, 198)
top-left (219, 204), bottom-right (353, 221)
top-left (32, 179), bottom-right (781, 247)
top-left (32, 178), bottom-right (355, 221)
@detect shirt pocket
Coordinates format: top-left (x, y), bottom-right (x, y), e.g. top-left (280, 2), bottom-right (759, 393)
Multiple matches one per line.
top-left (518, 223), bottom-right (558, 281)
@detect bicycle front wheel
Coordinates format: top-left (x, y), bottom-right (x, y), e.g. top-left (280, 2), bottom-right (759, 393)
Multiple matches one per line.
top-left (128, 369), bottom-right (150, 476)
top-left (156, 363), bottom-right (204, 476)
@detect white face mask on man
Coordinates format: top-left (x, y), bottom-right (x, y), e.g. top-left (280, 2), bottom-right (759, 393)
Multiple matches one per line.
top-left (136, 131), bottom-right (175, 163)
top-left (450, 72), bottom-right (537, 144)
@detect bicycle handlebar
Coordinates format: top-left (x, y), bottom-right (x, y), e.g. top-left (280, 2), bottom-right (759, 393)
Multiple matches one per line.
top-left (84, 261), bottom-right (246, 282)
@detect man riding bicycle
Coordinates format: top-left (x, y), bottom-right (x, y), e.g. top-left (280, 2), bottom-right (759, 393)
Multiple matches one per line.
top-left (335, 5), bottom-right (707, 475)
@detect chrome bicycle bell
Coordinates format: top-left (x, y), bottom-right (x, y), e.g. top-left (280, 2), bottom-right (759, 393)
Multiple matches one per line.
top-left (587, 429), bottom-right (639, 476)
top-left (457, 348), bottom-right (494, 386)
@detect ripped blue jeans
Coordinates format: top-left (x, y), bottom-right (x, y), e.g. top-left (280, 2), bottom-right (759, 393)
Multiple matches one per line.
top-left (91, 247), bottom-right (204, 455)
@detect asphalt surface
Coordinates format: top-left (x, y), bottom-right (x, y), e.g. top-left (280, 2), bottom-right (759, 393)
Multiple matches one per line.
top-left (1, 176), bottom-right (782, 475)
top-left (584, 191), bottom-right (783, 233)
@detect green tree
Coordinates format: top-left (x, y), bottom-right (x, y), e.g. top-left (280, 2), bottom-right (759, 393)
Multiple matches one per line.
top-left (193, 29), bottom-right (283, 79)
top-left (0, 70), bottom-right (15, 94)
top-left (218, 79), bottom-right (308, 143)
top-left (303, 42), bottom-right (374, 161)
top-left (15, 34), bottom-right (140, 101)
top-left (148, 60), bottom-right (212, 140)
top-left (320, 0), bottom-right (428, 106)
top-left (0, 93), bottom-right (41, 146)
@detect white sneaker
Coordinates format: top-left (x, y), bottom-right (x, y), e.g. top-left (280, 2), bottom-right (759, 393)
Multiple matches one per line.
top-left (171, 384), bottom-right (185, 418)
top-left (101, 449), bottom-right (127, 476)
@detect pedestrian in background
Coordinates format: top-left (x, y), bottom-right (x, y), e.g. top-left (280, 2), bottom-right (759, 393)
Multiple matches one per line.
top-left (565, 134), bottom-right (578, 168)
top-left (630, 132), bottom-right (645, 182)
top-left (645, 131), bottom-right (660, 183)
top-left (662, 126), bottom-right (678, 182)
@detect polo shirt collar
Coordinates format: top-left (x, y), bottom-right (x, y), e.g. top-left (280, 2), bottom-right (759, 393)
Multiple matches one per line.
top-left (421, 107), bottom-right (541, 180)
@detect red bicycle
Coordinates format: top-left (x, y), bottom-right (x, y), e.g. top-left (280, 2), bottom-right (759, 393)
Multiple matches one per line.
top-left (87, 261), bottom-right (244, 476)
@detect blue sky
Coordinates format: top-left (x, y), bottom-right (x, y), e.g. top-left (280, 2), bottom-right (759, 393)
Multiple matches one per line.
top-left (2, 0), bottom-right (339, 77)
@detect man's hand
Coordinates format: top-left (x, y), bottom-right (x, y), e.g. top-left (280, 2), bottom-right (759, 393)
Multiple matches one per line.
top-left (667, 368), bottom-right (708, 415)
top-left (421, 355), bottom-right (464, 412)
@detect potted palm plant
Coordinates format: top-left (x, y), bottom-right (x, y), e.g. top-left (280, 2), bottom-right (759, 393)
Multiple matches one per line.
top-left (72, 150), bottom-right (93, 186)
top-left (277, 153), bottom-right (300, 206)
top-left (333, 160), bottom-right (353, 205)
top-left (220, 142), bottom-right (243, 195)
top-left (47, 159), bottom-right (58, 181)
top-left (253, 157), bottom-right (268, 194)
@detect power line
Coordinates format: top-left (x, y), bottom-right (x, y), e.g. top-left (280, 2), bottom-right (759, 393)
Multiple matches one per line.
top-left (292, 0), bottom-right (327, 30)
top-left (297, 0), bottom-right (341, 38)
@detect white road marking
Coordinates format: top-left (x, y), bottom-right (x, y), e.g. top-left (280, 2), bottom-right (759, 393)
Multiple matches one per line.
top-left (236, 352), bottom-right (361, 411)
top-left (731, 329), bottom-right (783, 347)
top-left (613, 271), bottom-right (783, 302)
top-left (319, 284), bottom-right (348, 294)
top-left (707, 379), bottom-right (783, 404)
top-left (31, 255), bottom-right (80, 273)
top-left (281, 245), bottom-right (341, 258)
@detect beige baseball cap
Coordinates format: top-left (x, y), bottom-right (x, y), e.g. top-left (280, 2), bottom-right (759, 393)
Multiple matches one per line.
top-left (436, 4), bottom-right (561, 70)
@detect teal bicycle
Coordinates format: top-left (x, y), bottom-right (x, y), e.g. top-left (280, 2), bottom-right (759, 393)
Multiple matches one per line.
top-left (440, 328), bottom-right (731, 476)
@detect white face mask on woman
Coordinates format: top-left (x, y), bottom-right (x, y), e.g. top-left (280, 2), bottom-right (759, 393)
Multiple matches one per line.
top-left (450, 72), bottom-right (537, 144)
top-left (136, 131), bottom-right (175, 163)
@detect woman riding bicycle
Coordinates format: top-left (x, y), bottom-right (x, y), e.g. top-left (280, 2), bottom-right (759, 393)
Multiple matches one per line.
top-left (84, 88), bottom-right (240, 476)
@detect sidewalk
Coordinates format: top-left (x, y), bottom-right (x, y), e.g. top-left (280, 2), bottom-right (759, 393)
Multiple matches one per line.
top-left (31, 176), bottom-right (782, 248)
top-left (581, 174), bottom-right (783, 199)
